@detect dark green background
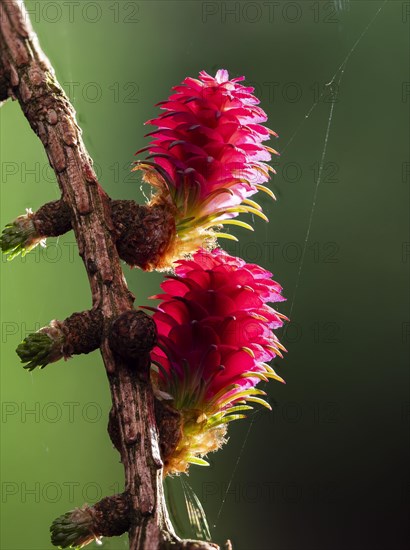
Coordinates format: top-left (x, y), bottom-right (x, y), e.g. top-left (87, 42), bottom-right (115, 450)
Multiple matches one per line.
top-left (1, 1), bottom-right (409, 549)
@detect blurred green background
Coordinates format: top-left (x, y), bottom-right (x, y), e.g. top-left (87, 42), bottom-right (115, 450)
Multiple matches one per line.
top-left (1, 1), bottom-right (409, 549)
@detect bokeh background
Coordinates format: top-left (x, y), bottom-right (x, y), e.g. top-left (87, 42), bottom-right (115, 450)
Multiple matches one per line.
top-left (1, 1), bottom-right (409, 549)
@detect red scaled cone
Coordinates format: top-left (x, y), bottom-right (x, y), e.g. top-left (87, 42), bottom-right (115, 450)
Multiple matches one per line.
top-left (134, 70), bottom-right (279, 267)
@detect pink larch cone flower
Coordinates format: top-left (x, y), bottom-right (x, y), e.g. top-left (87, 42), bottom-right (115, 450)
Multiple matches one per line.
top-left (134, 70), bottom-right (278, 265)
top-left (144, 248), bottom-right (287, 474)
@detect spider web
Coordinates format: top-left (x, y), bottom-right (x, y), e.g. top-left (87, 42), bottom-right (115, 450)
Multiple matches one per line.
top-left (213, 0), bottom-right (389, 530)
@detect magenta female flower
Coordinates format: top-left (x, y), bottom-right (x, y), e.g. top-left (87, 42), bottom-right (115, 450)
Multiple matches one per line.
top-left (134, 70), bottom-right (278, 265)
top-left (145, 248), bottom-right (287, 474)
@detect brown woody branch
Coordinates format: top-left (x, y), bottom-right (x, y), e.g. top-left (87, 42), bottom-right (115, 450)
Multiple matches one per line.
top-left (16, 309), bottom-right (103, 371)
top-left (33, 199), bottom-right (72, 237)
top-left (0, 1), bottom-right (222, 549)
top-left (0, 52), bottom-right (10, 100)
top-left (2, 198), bottom-right (175, 270)
top-left (50, 494), bottom-right (132, 548)
top-left (51, 491), bottom-right (225, 550)
top-left (34, 198), bottom-right (176, 271)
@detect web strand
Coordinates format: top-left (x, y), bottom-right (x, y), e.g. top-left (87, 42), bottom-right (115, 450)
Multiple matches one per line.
top-left (281, 0), bottom-right (388, 156)
top-left (213, 415), bottom-right (255, 527)
top-left (213, 0), bottom-right (388, 530)
top-left (287, 63), bottom-right (345, 319)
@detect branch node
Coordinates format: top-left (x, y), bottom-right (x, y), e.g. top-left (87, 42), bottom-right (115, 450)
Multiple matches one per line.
top-left (16, 310), bottom-right (103, 371)
top-left (50, 493), bottom-right (131, 549)
top-left (33, 199), bottom-right (72, 237)
top-left (112, 200), bottom-right (176, 271)
top-left (109, 310), bottom-right (157, 361)
top-left (62, 309), bottom-right (104, 357)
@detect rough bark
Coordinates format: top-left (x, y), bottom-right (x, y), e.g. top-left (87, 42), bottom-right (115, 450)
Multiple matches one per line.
top-left (108, 310), bottom-right (157, 359)
top-left (61, 309), bottom-right (104, 357)
top-left (111, 199), bottom-right (176, 270)
top-left (51, 489), bottom-right (224, 550)
top-left (0, 1), bottom-right (184, 548)
top-left (91, 494), bottom-right (132, 537)
top-left (33, 199), bottom-right (72, 237)
top-left (0, 51), bottom-right (9, 100)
